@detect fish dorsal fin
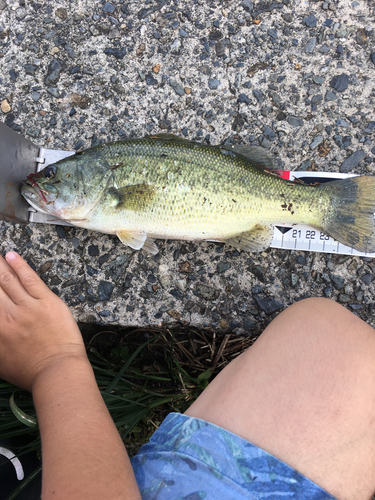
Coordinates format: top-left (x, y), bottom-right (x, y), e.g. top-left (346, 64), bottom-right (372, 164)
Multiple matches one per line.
top-left (148, 133), bottom-right (177, 140)
top-left (146, 135), bottom-right (277, 171)
top-left (107, 184), bottom-right (155, 211)
top-left (221, 144), bottom-right (275, 169)
top-left (224, 224), bottom-right (274, 252)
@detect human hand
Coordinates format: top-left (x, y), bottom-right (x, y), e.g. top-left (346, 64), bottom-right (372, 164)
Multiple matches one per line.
top-left (0, 251), bottom-right (86, 391)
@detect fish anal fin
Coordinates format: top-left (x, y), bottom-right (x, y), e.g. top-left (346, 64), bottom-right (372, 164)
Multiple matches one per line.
top-left (108, 184), bottom-right (155, 211)
top-left (224, 224), bottom-right (274, 252)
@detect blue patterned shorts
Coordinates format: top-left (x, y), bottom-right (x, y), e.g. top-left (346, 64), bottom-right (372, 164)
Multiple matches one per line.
top-left (131, 412), bottom-right (337, 500)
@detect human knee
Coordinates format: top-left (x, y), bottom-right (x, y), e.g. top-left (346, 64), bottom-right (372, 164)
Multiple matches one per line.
top-left (286, 297), bottom-right (342, 317)
top-left (262, 296), bottom-right (369, 350)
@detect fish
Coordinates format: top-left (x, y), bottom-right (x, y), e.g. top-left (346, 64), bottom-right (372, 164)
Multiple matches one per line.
top-left (21, 134), bottom-right (375, 255)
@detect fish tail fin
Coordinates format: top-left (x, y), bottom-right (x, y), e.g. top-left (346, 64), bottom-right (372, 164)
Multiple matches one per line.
top-left (320, 176), bottom-right (375, 252)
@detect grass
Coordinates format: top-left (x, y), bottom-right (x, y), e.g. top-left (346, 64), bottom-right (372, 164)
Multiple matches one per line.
top-left (0, 326), bottom-right (254, 498)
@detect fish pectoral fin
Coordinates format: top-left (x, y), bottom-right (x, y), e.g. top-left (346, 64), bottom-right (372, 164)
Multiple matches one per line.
top-left (116, 230), bottom-right (147, 250)
top-left (108, 184), bottom-right (155, 211)
top-left (142, 238), bottom-right (159, 255)
top-left (224, 224), bottom-right (274, 252)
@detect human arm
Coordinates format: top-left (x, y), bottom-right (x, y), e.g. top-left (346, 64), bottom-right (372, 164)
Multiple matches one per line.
top-left (0, 251), bottom-right (141, 500)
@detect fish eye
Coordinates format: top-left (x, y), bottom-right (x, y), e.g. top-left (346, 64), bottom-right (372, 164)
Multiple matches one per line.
top-left (44, 165), bottom-right (57, 179)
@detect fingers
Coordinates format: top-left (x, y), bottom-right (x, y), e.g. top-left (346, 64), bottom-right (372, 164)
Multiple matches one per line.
top-left (4, 251), bottom-right (50, 300)
top-left (0, 255), bottom-right (31, 305)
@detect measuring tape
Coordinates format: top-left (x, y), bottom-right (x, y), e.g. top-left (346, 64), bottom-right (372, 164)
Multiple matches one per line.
top-left (270, 171), bottom-right (375, 258)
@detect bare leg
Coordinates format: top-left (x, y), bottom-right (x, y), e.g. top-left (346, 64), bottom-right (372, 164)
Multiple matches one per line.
top-left (186, 298), bottom-right (375, 500)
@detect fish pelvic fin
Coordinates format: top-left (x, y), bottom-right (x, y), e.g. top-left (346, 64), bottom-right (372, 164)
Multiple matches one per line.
top-left (142, 238), bottom-right (159, 255)
top-left (320, 176), bottom-right (375, 252)
top-left (108, 184), bottom-right (155, 211)
top-left (116, 230), bottom-right (159, 254)
top-left (224, 224), bottom-right (273, 252)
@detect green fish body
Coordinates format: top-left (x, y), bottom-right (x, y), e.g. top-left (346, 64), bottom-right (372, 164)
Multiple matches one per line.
top-left (21, 135), bottom-right (375, 254)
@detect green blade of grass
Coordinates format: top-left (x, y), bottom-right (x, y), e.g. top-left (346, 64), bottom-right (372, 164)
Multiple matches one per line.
top-left (104, 333), bottom-right (163, 394)
top-left (10, 393), bottom-right (38, 429)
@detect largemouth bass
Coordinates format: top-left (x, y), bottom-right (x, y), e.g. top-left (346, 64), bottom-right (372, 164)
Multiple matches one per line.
top-left (21, 134), bottom-right (375, 254)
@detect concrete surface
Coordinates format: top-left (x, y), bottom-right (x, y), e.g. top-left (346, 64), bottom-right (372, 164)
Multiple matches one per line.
top-left (1, 0), bottom-right (375, 335)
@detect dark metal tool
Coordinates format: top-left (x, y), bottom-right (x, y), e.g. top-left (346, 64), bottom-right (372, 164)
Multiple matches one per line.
top-left (0, 122), bottom-right (75, 225)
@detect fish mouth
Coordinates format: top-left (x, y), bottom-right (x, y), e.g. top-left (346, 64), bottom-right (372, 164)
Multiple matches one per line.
top-left (22, 170), bottom-right (59, 202)
top-left (25, 172), bottom-right (52, 202)
top-left (21, 180), bottom-right (50, 214)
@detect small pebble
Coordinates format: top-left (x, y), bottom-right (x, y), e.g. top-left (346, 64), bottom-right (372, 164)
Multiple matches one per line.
top-left (310, 135), bottom-right (323, 150)
top-left (47, 87), bottom-right (59, 98)
top-left (254, 296), bottom-right (284, 315)
top-left (238, 93), bottom-right (251, 104)
top-left (325, 90), bottom-right (337, 101)
top-left (312, 76), bottom-right (325, 85)
top-left (287, 116), bottom-right (304, 127)
top-left (168, 79), bottom-right (185, 96)
top-left (267, 28), bottom-right (278, 40)
top-left (44, 59), bottom-right (64, 85)
top-left (1, 99), bottom-right (11, 113)
top-left (55, 226), bottom-right (67, 239)
top-left (103, 2), bottom-right (115, 14)
top-left (24, 64), bottom-right (37, 76)
top-left (170, 39), bottom-right (181, 52)
top-left (304, 14), bottom-right (317, 28)
top-left (104, 47), bottom-right (127, 59)
top-left (26, 128), bottom-right (40, 138)
top-left (55, 8), bottom-right (67, 20)
top-left (336, 118), bottom-right (349, 128)
top-left (97, 281), bottom-right (115, 301)
top-left (323, 286), bottom-right (332, 297)
top-left (339, 293), bottom-right (350, 303)
top-left (264, 125), bottom-right (276, 141)
top-left (311, 94), bottom-right (323, 105)
top-left (217, 262), bottom-right (231, 273)
top-left (305, 37), bottom-right (316, 53)
top-left (331, 275), bottom-right (345, 290)
top-left (361, 274), bottom-right (372, 286)
top-left (146, 73), bottom-right (157, 85)
top-left (208, 78), bottom-right (221, 90)
top-left (330, 73), bottom-right (349, 92)
top-left (318, 45), bottom-right (330, 54)
top-left (74, 140), bottom-right (84, 150)
top-left (340, 150), bottom-right (366, 173)
top-left (253, 89), bottom-right (265, 104)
